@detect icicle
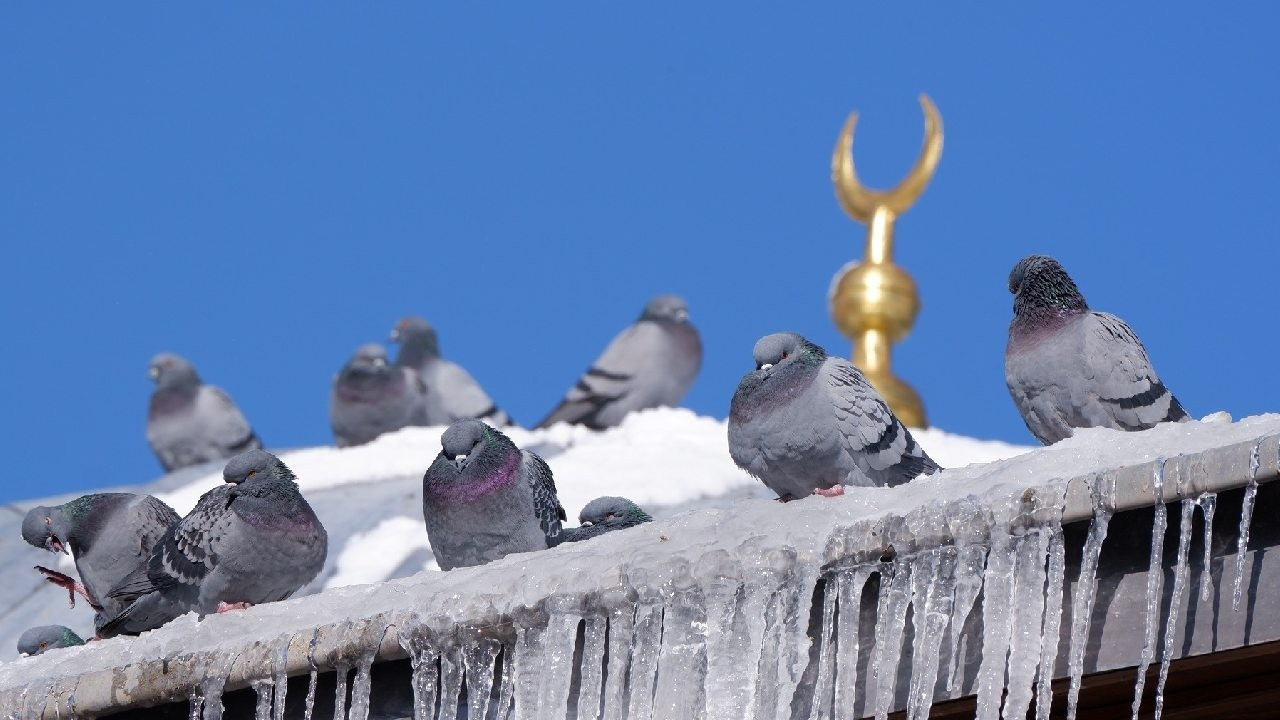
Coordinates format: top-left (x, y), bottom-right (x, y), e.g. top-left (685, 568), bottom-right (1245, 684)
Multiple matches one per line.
top-left (1131, 458), bottom-right (1169, 719)
top-left (464, 639), bottom-right (501, 720)
top-left (946, 544), bottom-right (987, 693)
top-left (834, 567), bottom-right (873, 720)
top-left (1035, 525), bottom-right (1066, 720)
top-left (1003, 529), bottom-right (1050, 720)
top-left (1197, 493), bottom-right (1217, 602)
top-left (331, 662), bottom-right (350, 720)
top-left (1154, 499), bottom-right (1196, 719)
top-left (750, 548), bottom-right (818, 720)
top-left (600, 603), bottom-right (635, 720)
top-left (252, 680), bottom-right (274, 720)
top-left (625, 600), bottom-right (665, 720)
top-left (535, 609), bottom-right (584, 719)
top-left (974, 527), bottom-right (1014, 720)
top-left (272, 639), bottom-right (291, 720)
top-left (575, 617), bottom-right (608, 720)
top-left (1066, 474), bottom-right (1115, 720)
top-left (653, 572), bottom-right (709, 719)
top-left (189, 690), bottom-right (204, 720)
top-left (808, 576), bottom-right (840, 720)
top-left (1232, 439), bottom-right (1264, 611)
top-left (437, 647), bottom-right (463, 720)
top-left (907, 547), bottom-right (957, 720)
top-left (697, 550), bottom-right (758, 720)
top-left (200, 651), bottom-right (240, 720)
top-left (401, 631), bottom-right (438, 720)
top-left (347, 651), bottom-right (377, 720)
top-left (512, 624), bottom-right (547, 720)
top-left (495, 643), bottom-right (516, 720)
top-left (303, 670), bottom-right (318, 720)
top-left (871, 559), bottom-right (913, 720)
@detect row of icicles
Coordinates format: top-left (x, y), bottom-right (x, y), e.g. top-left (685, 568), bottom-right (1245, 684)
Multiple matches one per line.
top-left (173, 442), bottom-right (1271, 720)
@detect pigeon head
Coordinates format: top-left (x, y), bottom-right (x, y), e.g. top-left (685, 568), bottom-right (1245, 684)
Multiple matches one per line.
top-left (751, 332), bottom-right (825, 372)
top-left (342, 343), bottom-right (392, 378)
top-left (439, 419), bottom-right (493, 472)
top-left (390, 316), bottom-right (440, 365)
top-left (639, 295), bottom-right (690, 323)
top-left (578, 496), bottom-right (652, 527)
top-left (148, 353), bottom-right (201, 390)
top-left (224, 449), bottom-right (284, 484)
top-left (17, 625), bottom-right (84, 657)
top-left (21, 506), bottom-right (70, 555)
top-left (1008, 255), bottom-right (1088, 317)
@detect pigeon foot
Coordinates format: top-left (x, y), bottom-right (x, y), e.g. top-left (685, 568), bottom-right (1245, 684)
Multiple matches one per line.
top-left (812, 485), bottom-right (846, 498)
top-left (34, 566), bottom-right (98, 609)
top-left (216, 601), bottom-right (254, 613)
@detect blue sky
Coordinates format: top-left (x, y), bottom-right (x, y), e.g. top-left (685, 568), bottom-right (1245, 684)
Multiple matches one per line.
top-left (2, 5), bottom-right (1277, 502)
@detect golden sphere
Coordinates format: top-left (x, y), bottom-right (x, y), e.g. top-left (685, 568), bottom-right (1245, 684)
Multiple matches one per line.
top-left (830, 262), bottom-right (921, 343)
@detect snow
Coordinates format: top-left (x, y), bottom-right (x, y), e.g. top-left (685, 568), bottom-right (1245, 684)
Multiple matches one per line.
top-left (2, 410), bottom-right (1278, 720)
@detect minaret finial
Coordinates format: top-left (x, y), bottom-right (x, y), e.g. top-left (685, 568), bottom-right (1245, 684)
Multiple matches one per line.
top-left (828, 94), bottom-right (942, 428)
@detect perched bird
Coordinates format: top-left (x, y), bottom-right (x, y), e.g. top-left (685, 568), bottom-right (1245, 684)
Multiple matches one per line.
top-left (728, 333), bottom-right (939, 500)
top-left (553, 496), bottom-right (652, 545)
top-left (21, 493), bottom-right (180, 623)
top-left (422, 419), bottom-right (566, 570)
top-left (536, 295), bottom-right (702, 430)
top-left (390, 317), bottom-right (511, 426)
top-left (1005, 255), bottom-right (1190, 445)
top-left (330, 343), bottom-right (427, 447)
top-left (146, 353), bottom-right (262, 472)
top-left (17, 626), bottom-right (84, 657)
top-left (99, 450), bottom-right (327, 637)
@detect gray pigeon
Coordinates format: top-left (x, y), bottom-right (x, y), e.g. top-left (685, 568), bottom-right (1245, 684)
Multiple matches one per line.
top-left (390, 317), bottom-right (512, 426)
top-left (99, 450), bottom-right (327, 637)
top-left (330, 343), bottom-right (427, 447)
top-left (22, 493), bottom-right (180, 625)
top-left (728, 333), bottom-right (940, 500)
top-left (422, 419), bottom-right (566, 570)
top-left (1005, 255), bottom-right (1190, 445)
top-left (17, 625), bottom-right (84, 657)
top-left (146, 353), bottom-right (262, 472)
top-left (536, 295), bottom-right (702, 430)
top-left (552, 496), bottom-right (652, 545)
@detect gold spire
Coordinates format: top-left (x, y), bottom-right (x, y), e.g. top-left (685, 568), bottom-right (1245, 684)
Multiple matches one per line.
top-left (828, 94), bottom-right (942, 428)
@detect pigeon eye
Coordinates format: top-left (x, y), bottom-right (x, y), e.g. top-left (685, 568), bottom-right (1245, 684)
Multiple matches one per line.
top-left (39, 642), bottom-right (48, 650)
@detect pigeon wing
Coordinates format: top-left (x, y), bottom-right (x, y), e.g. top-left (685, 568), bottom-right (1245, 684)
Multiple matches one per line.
top-left (521, 450), bottom-right (566, 545)
top-left (536, 322), bottom-right (664, 428)
top-left (1084, 312), bottom-right (1189, 429)
top-left (824, 359), bottom-right (939, 485)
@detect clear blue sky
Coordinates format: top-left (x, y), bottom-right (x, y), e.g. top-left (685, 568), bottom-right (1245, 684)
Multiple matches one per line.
top-left (2, 5), bottom-right (1277, 502)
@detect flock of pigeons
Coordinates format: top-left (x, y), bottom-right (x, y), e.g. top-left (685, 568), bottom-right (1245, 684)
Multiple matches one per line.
top-left (16, 255), bottom-right (1188, 657)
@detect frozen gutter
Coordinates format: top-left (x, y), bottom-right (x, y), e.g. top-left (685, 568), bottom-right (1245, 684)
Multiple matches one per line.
top-left (3, 415), bottom-right (1279, 718)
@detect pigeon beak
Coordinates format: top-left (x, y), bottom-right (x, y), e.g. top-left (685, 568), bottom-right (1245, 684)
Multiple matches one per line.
top-left (389, 329), bottom-right (401, 343)
top-left (18, 652), bottom-right (28, 658)
top-left (49, 538), bottom-right (67, 555)
top-left (147, 366), bottom-right (159, 381)
top-left (453, 454), bottom-right (467, 471)
top-left (760, 363), bottom-right (773, 371)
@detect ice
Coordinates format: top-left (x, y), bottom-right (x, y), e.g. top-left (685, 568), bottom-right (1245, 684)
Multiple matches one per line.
top-left (973, 521), bottom-right (1013, 720)
top-left (1002, 527), bottom-right (1050, 720)
top-left (870, 548), bottom-right (912, 720)
top-left (348, 651), bottom-right (377, 720)
top-left (1034, 525), bottom-right (1065, 720)
top-left (512, 624), bottom-right (546, 720)
top-left (1155, 499), bottom-right (1196, 720)
top-left (331, 662), bottom-right (350, 720)
top-left (1130, 458), bottom-right (1169, 719)
top-left (536, 606), bottom-right (583, 719)
top-left (399, 626), bottom-right (439, 720)
top-left (653, 565), bottom-right (709, 718)
top-left (1232, 438), bottom-right (1264, 611)
top-left (697, 551), bottom-right (758, 719)
top-left (1197, 493), bottom-right (1217, 602)
top-left (303, 670), bottom-right (319, 720)
top-left (575, 616), bottom-right (608, 720)
top-left (833, 567), bottom-right (873, 720)
top-left (905, 546), bottom-right (956, 720)
top-left (1065, 473), bottom-right (1115, 720)
top-left (252, 679), bottom-right (273, 720)
top-left (463, 639), bottom-right (501, 720)
top-left (808, 574), bottom-right (839, 720)
top-left (437, 646), bottom-right (463, 720)
top-left (625, 599), bottom-right (664, 719)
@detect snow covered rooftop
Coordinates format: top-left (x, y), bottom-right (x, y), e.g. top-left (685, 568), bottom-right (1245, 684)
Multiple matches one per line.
top-left (1, 411), bottom-right (1277, 718)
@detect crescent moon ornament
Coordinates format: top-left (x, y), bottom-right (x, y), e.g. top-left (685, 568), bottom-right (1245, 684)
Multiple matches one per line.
top-left (831, 94), bottom-right (943, 223)
top-left (828, 94), bottom-right (943, 429)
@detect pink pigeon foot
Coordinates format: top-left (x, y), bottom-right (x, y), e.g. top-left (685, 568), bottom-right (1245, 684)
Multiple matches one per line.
top-left (812, 485), bottom-right (846, 498)
top-left (34, 565), bottom-right (99, 609)
top-left (216, 601), bottom-right (254, 613)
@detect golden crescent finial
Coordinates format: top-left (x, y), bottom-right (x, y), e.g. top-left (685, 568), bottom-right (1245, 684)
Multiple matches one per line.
top-left (831, 94), bottom-right (943, 222)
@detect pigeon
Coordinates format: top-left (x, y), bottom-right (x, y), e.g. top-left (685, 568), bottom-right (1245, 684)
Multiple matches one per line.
top-left (421, 419), bottom-right (566, 570)
top-left (552, 496), bottom-right (652, 545)
top-left (390, 317), bottom-right (512, 426)
top-left (330, 343), bottom-right (427, 447)
top-left (21, 493), bottom-right (180, 623)
top-left (536, 295), bottom-right (702, 430)
top-left (99, 450), bottom-right (327, 637)
top-left (17, 626), bottom-right (84, 657)
top-left (1005, 255), bottom-right (1190, 445)
top-left (146, 353), bottom-right (262, 472)
top-left (728, 333), bottom-right (940, 500)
